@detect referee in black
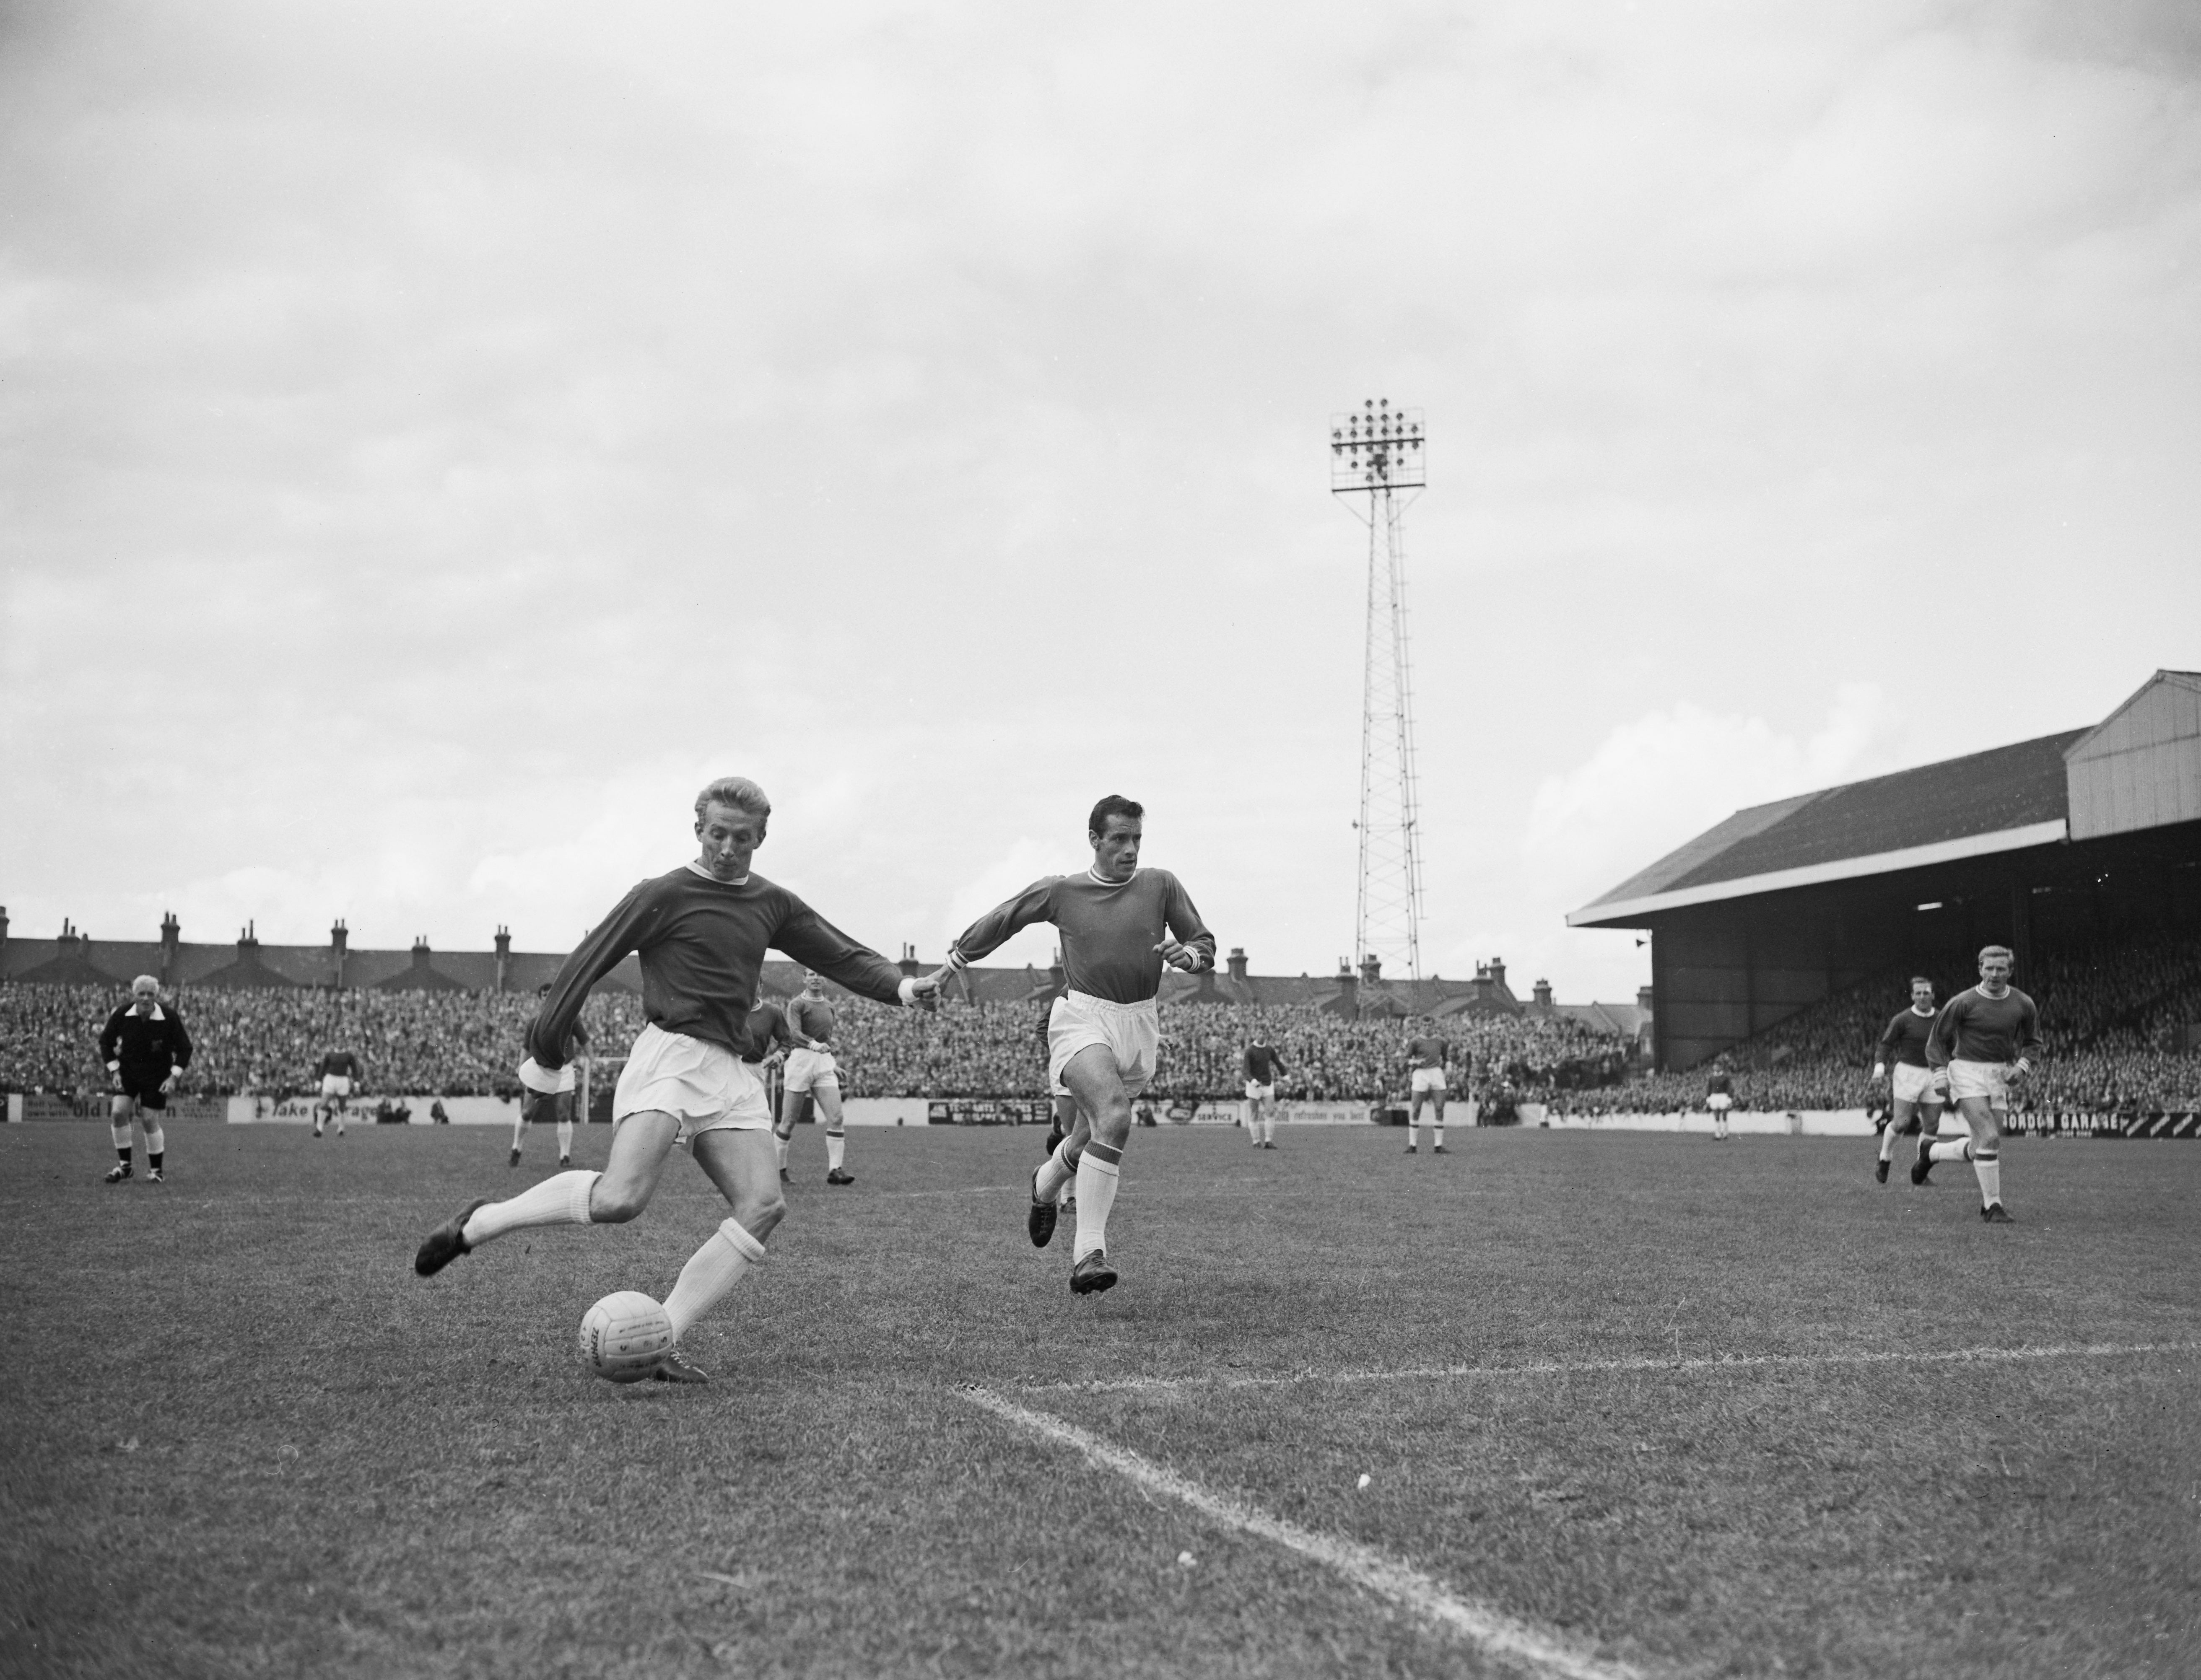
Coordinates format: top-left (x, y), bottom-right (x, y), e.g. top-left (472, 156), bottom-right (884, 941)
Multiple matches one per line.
top-left (97, 975), bottom-right (194, 1184)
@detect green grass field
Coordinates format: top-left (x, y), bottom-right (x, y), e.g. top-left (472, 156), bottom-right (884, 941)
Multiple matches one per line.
top-left (3, 1119), bottom-right (2196, 1679)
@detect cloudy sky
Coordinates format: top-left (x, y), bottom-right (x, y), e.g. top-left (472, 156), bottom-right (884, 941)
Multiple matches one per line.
top-left (4, 0), bottom-right (2197, 1000)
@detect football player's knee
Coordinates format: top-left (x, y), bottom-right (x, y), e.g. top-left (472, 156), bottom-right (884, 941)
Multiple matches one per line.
top-left (740, 1189), bottom-right (787, 1237)
top-left (591, 1180), bottom-right (651, 1223)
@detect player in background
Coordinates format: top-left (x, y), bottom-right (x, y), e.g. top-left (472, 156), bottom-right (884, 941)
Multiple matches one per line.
top-left (935, 795), bottom-right (1215, 1296)
top-left (98, 975), bottom-right (192, 1184)
top-left (745, 990), bottom-right (802, 1183)
top-left (1916, 945), bottom-right (2039, 1223)
top-left (1404, 1020), bottom-right (1452, 1155)
top-left (1705, 1061), bottom-right (1734, 1141)
top-left (413, 777), bottom-right (939, 1383)
top-left (1243, 1035), bottom-right (1287, 1149)
top-left (783, 970), bottom-right (856, 1186)
top-left (315, 1045), bottom-right (361, 1138)
top-left (1869, 977), bottom-right (1947, 1183)
top-left (512, 990), bottom-right (588, 1169)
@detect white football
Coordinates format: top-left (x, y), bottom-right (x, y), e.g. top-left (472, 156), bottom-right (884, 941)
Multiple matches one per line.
top-left (577, 1291), bottom-right (673, 1383)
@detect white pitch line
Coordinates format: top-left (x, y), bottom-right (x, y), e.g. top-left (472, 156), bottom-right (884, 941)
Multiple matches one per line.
top-left (1027, 1340), bottom-right (2195, 1395)
top-left (963, 1385), bottom-right (1643, 1680)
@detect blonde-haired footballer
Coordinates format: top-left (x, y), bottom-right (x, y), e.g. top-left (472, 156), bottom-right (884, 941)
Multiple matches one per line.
top-left (935, 795), bottom-right (1215, 1296)
top-left (1915, 945), bottom-right (2040, 1223)
top-left (413, 777), bottom-right (940, 1382)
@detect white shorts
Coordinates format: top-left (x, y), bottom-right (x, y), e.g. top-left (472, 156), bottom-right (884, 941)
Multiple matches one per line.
top-left (613, 1024), bottom-right (773, 1141)
top-left (1947, 1059), bottom-right (2010, 1112)
top-left (1891, 1063), bottom-right (1947, 1106)
top-left (1245, 1081), bottom-right (1275, 1103)
top-left (1410, 1067), bottom-right (1448, 1095)
top-left (1706, 1093), bottom-right (1732, 1112)
top-left (784, 1047), bottom-right (839, 1093)
top-left (1049, 991), bottom-right (1159, 1097)
top-left (320, 1075), bottom-right (352, 1099)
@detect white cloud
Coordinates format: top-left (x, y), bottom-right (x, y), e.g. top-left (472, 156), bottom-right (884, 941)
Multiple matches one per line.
top-left (1521, 682), bottom-right (1910, 914)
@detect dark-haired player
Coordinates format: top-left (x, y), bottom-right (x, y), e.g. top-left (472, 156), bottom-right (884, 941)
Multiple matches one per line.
top-left (413, 776), bottom-right (940, 1382)
top-left (784, 970), bottom-right (856, 1185)
top-left (315, 1046), bottom-right (361, 1138)
top-left (1869, 977), bottom-right (1947, 1183)
top-left (936, 795), bottom-right (1215, 1295)
top-left (98, 975), bottom-right (192, 1184)
top-left (1404, 1019), bottom-right (1451, 1154)
top-left (1244, 1034), bottom-right (1287, 1149)
top-left (1705, 1061), bottom-right (1734, 1141)
top-left (1917, 945), bottom-right (2039, 1222)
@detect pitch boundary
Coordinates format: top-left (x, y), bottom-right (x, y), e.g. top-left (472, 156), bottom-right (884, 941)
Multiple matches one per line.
top-left (1021, 1339), bottom-right (2196, 1395)
top-left (962, 1385), bottom-right (1646, 1680)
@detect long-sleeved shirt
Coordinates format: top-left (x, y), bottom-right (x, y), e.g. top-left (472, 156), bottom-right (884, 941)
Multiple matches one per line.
top-left (527, 865), bottom-right (907, 1068)
top-left (1245, 1043), bottom-right (1286, 1083)
top-left (1877, 1007), bottom-right (1937, 1068)
top-left (1407, 1034), bottom-right (1449, 1068)
top-left (318, 1050), bottom-right (361, 1080)
top-left (1927, 986), bottom-right (2042, 1068)
top-left (948, 868), bottom-right (1215, 1005)
top-left (740, 999), bottom-right (798, 1066)
top-left (99, 1005), bottom-right (193, 1084)
top-left (1706, 1071), bottom-right (1734, 1096)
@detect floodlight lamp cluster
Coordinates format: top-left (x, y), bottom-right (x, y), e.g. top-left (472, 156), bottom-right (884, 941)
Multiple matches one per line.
top-left (1329, 398), bottom-right (1425, 491)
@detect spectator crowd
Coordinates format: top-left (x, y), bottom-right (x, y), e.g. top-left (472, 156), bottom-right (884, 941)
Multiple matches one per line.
top-left (6, 930), bottom-right (2196, 1117)
top-left (1, 982), bottom-right (1622, 1104)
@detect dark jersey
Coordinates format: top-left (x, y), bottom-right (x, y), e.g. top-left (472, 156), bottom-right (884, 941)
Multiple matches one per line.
top-left (1878, 1007), bottom-right (1937, 1068)
top-left (950, 869), bottom-right (1215, 1005)
top-left (526, 864), bottom-right (905, 1068)
top-left (788, 993), bottom-right (837, 1046)
top-left (1928, 987), bottom-right (2042, 1067)
top-left (741, 999), bottom-right (797, 1065)
top-left (1407, 1035), bottom-right (1448, 1068)
top-left (99, 1005), bottom-right (193, 1086)
top-left (318, 1050), bottom-right (361, 1080)
top-left (1245, 1043), bottom-right (1285, 1084)
top-left (1706, 1071), bottom-right (1734, 1097)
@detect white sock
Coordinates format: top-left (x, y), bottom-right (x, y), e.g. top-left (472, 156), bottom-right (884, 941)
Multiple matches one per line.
top-left (511, 1113), bottom-right (526, 1151)
top-left (462, 1169), bottom-right (599, 1248)
top-left (1878, 1126), bottom-right (1899, 1162)
top-left (111, 1122), bottom-right (133, 1153)
top-left (663, 1217), bottom-right (767, 1340)
top-left (1035, 1139), bottom-right (1077, 1202)
top-left (825, 1131), bottom-right (846, 1172)
top-left (143, 1126), bottom-right (164, 1158)
top-left (1973, 1152), bottom-right (2002, 1207)
top-left (774, 1132), bottom-right (789, 1171)
top-left (1073, 1146), bottom-right (1121, 1260)
top-left (1930, 1138), bottom-right (1970, 1162)
top-left (557, 1120), bottom-right (573, 1157)
top-left (1433, 1124), bottom-right (1445, 1148)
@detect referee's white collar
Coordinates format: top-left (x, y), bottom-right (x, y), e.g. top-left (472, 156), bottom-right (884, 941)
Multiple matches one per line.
top-left (688, 862), bottom-right (750, 885)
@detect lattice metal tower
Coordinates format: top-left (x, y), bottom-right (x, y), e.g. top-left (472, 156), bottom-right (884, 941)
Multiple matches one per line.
top-left (1330, 398), bottom-right (1427, 985)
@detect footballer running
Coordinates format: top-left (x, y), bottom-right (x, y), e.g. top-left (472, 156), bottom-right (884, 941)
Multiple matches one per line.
top-left (935, 795), bottom-right (1215, 1295)
top-left (1916, 944), bottom-right (2040, 1222)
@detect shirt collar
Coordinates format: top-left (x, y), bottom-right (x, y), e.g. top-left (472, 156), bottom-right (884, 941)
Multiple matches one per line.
top-left (133, 1003), bottom-right (164, 1020)
top-left (688, 862), bottom-right (750, 886)
top-left (1086, 866), bottom-right (1136, 887)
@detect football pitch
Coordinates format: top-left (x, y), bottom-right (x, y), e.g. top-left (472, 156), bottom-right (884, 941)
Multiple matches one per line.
top-left (3, 1122), bottom-right (2196, 1679)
